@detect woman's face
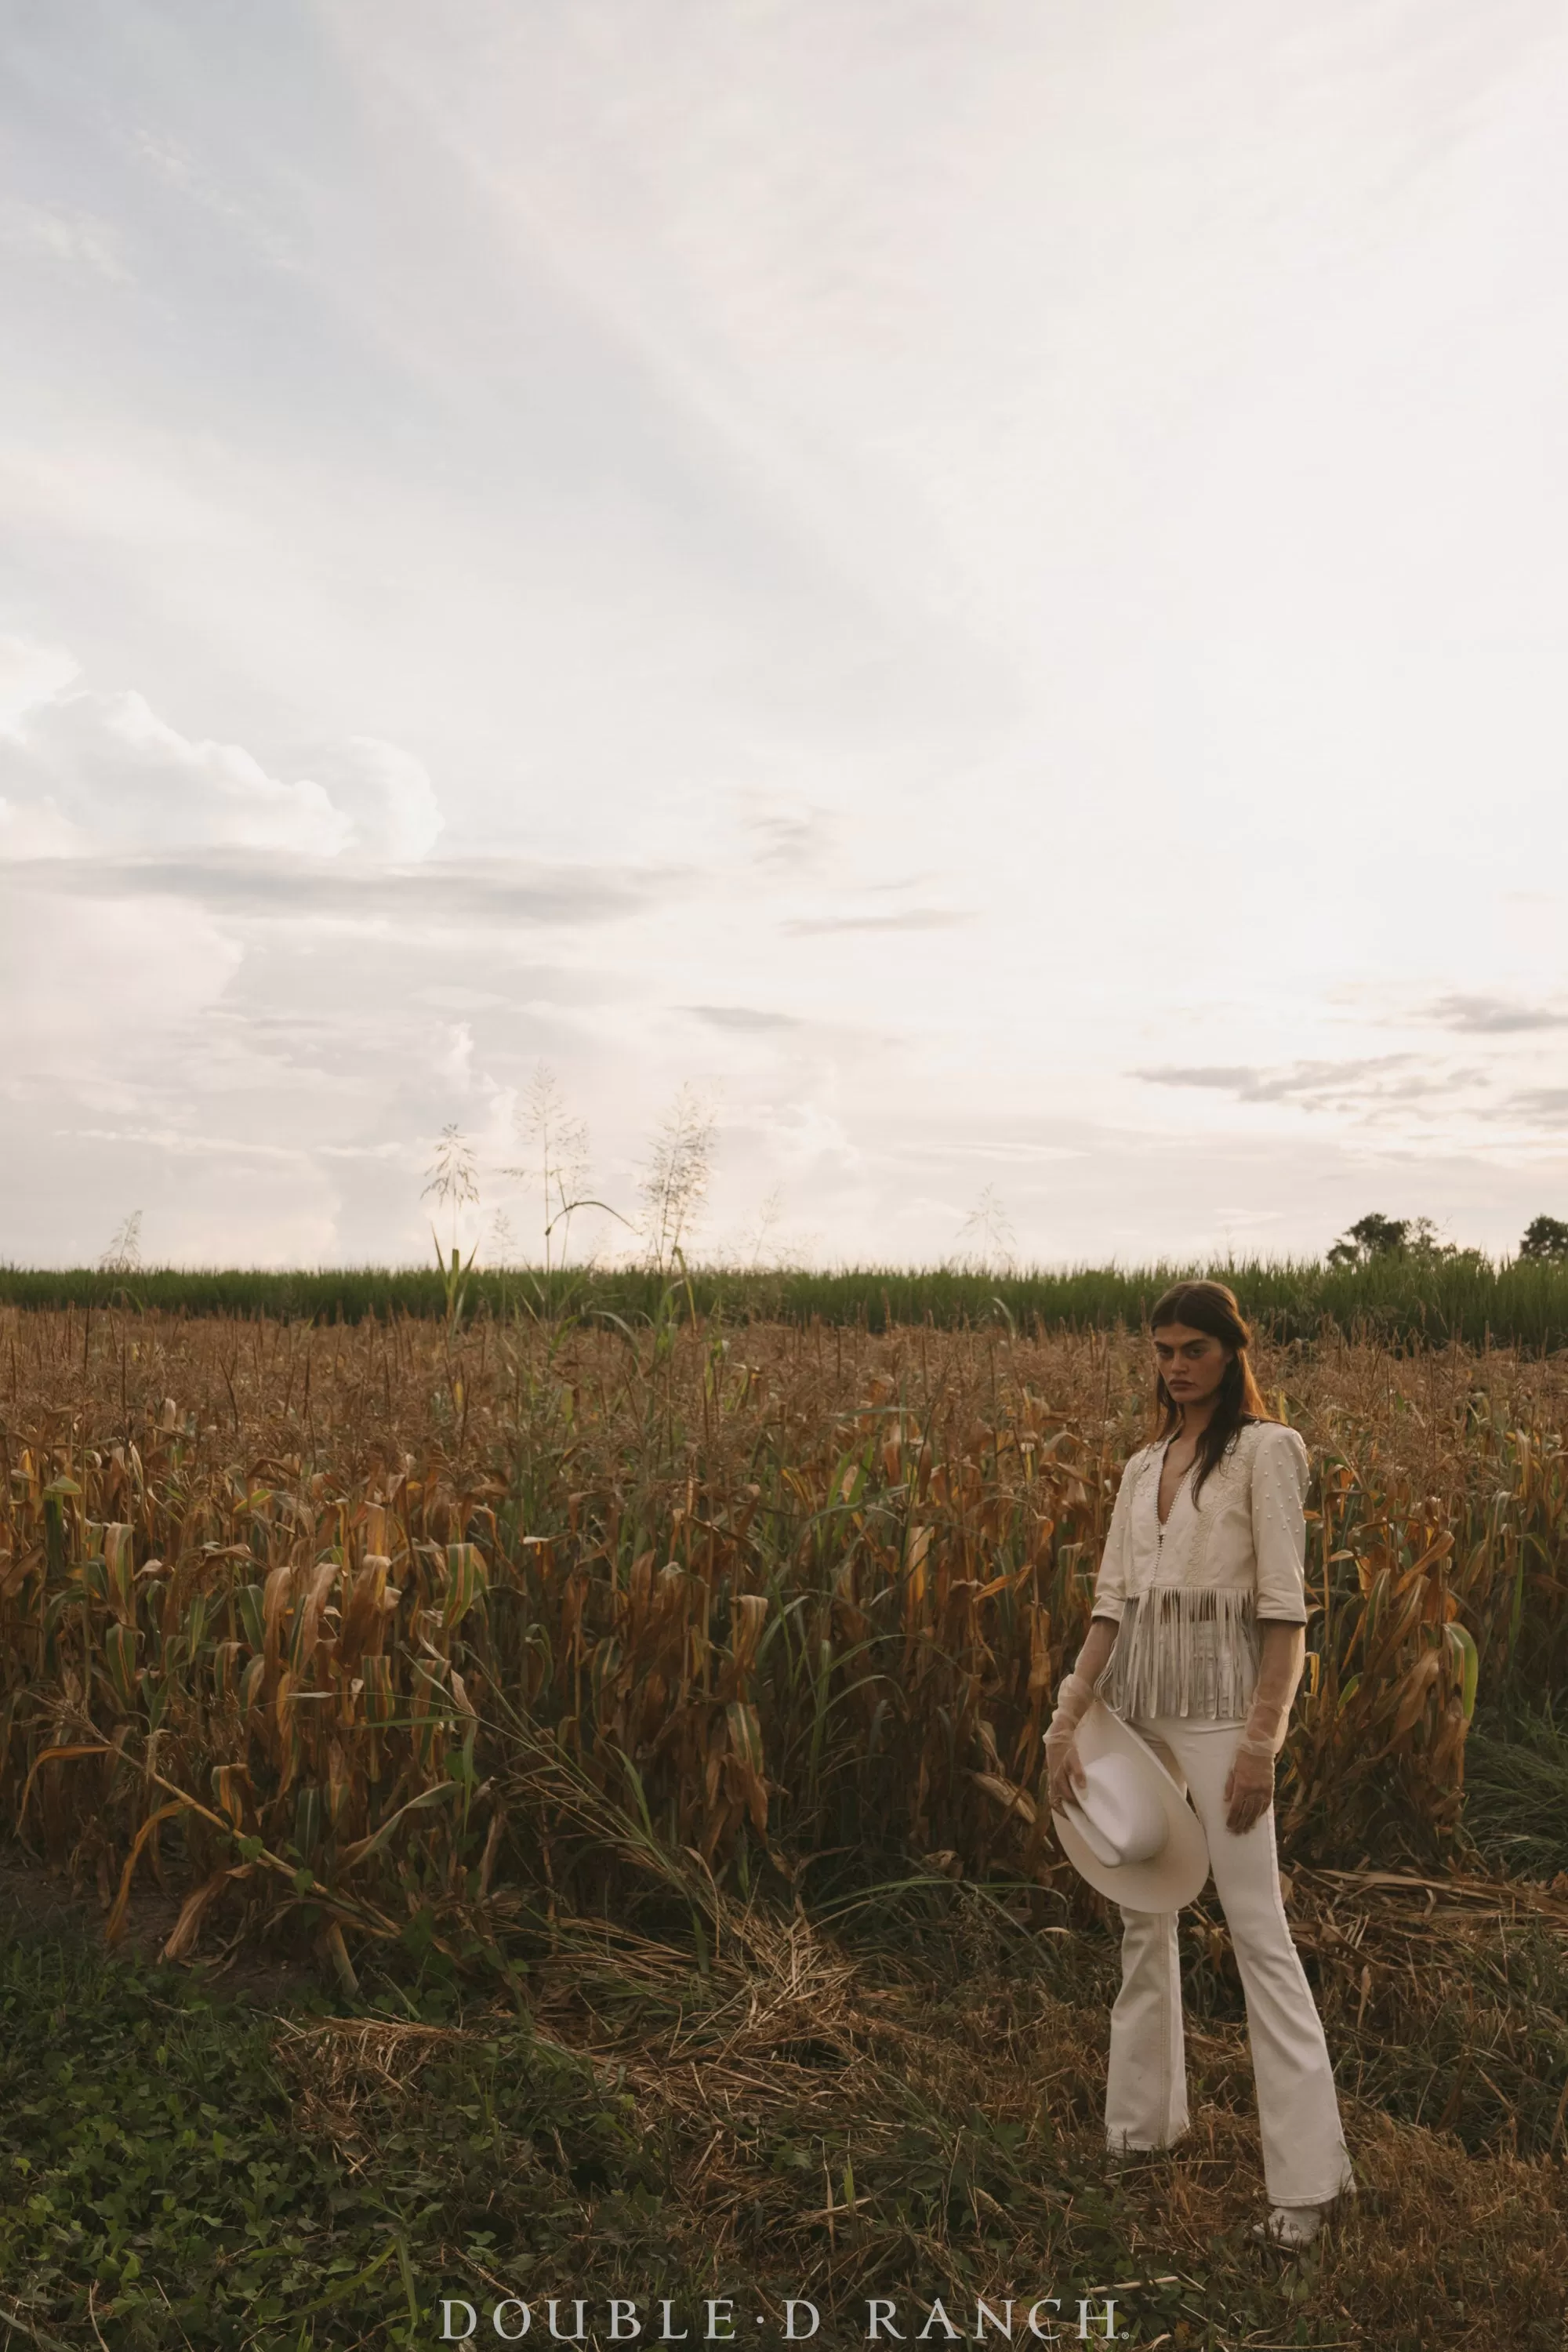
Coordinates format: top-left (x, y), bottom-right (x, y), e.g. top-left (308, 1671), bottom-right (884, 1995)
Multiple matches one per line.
top-left (1152, 1320), bottom-right (1232, 1409)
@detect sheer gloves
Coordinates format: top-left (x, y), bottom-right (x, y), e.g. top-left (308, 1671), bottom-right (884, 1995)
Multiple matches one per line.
top-left (1222, 1623), bottom-right (1306, 1835)
top-left (1043, 1671), bottom-right (1095, 1812)
top-left (1223, 1735), bottom-right (1276, 1835)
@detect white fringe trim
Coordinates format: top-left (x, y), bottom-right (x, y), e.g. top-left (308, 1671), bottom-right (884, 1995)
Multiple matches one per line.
top-left (1104, 1584), bottom-right (1260, 1720)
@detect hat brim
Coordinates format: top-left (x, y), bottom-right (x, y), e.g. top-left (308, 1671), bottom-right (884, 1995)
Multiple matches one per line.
top-left (1050, 1699), bottom-right (1211, 1911)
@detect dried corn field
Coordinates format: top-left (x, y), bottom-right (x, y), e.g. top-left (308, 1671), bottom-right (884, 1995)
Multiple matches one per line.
top-left (2, 1304), bottom-right (1566, 1974)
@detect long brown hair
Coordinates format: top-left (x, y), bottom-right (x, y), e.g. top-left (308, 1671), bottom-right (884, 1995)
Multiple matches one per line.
top-left (1149, 1279), bottom-right (1272, 1501)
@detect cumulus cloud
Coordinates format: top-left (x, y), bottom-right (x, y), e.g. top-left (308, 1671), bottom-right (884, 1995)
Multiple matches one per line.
top-left (0, 641), bottom-right (442, 862)
top-left (302, 737), bottom-right (445, 860)
top-left (0, 635), bottom-right (82, 729)
top-left (5, 687), bottom-right (350, 855)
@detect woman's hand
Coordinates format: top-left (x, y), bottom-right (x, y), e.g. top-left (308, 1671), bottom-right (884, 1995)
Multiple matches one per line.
top-left (1224, 1619), bottom-right (1306, 1833)
top-left (1046, 1734), bottom-right (1087, 1813)
top-left (1042, 1621), bottom-right (1118, 1816)
top-left (1222, 1739), bottom-right (1274, 1835)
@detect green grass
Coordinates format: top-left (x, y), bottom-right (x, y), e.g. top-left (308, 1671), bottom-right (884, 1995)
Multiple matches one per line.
top-left (1463, 1699), bottom-right (1568, 1886)
top-left (6, 1252), bottom-right (1568, 1348)
top-left (0, 1936), bottom-right (684, 2350)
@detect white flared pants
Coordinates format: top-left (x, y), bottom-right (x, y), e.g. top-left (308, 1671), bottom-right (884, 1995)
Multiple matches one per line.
top-left (1105, 1713), bottom-right (1356, 2208)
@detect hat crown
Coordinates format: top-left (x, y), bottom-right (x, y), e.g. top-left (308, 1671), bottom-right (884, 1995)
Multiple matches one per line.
top-left (1062, 1752), bottom-right (1169, 1869)
top-left (1050, 1698), bottom-right (1210, 1911)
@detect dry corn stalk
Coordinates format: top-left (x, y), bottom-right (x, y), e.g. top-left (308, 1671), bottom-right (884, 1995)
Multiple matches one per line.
top-left (0, 1307), bottom-right (1563, 1962)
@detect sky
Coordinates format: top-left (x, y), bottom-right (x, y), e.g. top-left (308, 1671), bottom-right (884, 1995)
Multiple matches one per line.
top-left (2, 0), bottom-right (1567, 1272)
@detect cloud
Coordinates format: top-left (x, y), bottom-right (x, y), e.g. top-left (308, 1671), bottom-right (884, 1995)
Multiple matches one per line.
top-left (0, 871), bottom-right (242, 1081)
top-left (1134, 1056), bottom-right (1450, 1111)
top-left (306, 738), bottom-right (445, 860)
top-left (0, 647), bottom-right (445, 862)
top-left (64, 1125), bottom-right (311, 1163)
top-left (1, 687), bottom-right (351, 855)
top-left (891, 1138), bottom-right (1085, 1166)
top-left (20, 851), bottom-right (666, 927)
top-left (684, 1004), bottom-right (802, 1031)
top-left (0, 198), bottom-right (131, 283)
top-left (0, 636), bottom-right (82, 729)
top-left (1138, 1065), bottom-right (1262, 1094)
top-left (783, 906), bottom-right (969, 935)
top-left (1505, 1088), bottom-right (1568, 1124)
top-left (1419, 993), bottom-right (1568, 1034)
top-left (744, 804), bottom-right (830, 874)
top-left (0, 793), bottom-right (78, 858)
top-left (416, 985), bottom-right (510, 1011)
top-left (131, 130), bottom-right (299, 272)
top-left (438, 1022), bottom-right (475, 1087)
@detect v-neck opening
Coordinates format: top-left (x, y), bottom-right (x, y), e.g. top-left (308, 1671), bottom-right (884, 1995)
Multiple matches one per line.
top-left (1156, 1432), bottom-right (1190, 1530)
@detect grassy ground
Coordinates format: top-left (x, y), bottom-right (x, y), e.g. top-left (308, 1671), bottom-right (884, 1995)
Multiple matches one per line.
top-left (2, 1853), bottom-right (1566, 2351)
top-left (5, 1252), bottom-right (1568, 1350)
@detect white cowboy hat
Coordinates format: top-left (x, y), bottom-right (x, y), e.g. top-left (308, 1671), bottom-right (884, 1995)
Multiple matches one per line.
top-left (1050, 1698), bottom-right (1210, 1910)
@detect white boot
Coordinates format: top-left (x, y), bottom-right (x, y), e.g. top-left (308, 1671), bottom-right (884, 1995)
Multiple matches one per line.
top-left (1250, 2201), bottom-right (1326, 2250)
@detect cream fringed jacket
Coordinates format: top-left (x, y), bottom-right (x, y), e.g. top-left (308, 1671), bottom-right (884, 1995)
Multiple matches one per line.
top-left (1089, 1418), bottom-right (1311, 1721)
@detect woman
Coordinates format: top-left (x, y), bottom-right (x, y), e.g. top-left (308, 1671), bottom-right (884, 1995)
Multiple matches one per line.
top-left (1043, 1279), bottom-right (1355, 2249)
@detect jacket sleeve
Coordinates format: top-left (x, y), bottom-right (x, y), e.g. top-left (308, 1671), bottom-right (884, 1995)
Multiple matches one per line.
top-left (1090, 1450), bottom-right (1143, 1621)
top-left (1250, 1423), bottom-right (1311, 1621)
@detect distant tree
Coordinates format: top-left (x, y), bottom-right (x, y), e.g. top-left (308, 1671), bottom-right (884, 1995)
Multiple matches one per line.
top-left (1405, 1217), bottom-right (1462, 1263)
top-left (1328, 1212), bottom-right (1473, 1269)
top-left (100, 1209), bottom-right (143, 1275)
top-left (1519, 1214), bottom-right (1568, 1262)
top-left (1327, 1213), bottom-right (1410, 1267)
